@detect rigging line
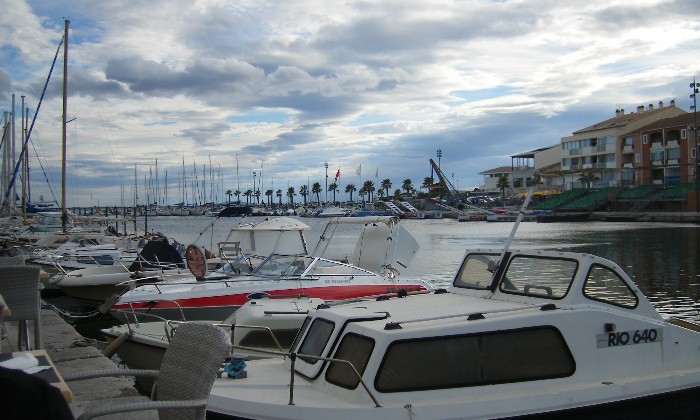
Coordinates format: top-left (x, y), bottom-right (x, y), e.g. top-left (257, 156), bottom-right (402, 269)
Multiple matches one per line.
top-left (3, 34), bottom-right (64, 206)
top-left (30, 137), bottom-right (60, 205)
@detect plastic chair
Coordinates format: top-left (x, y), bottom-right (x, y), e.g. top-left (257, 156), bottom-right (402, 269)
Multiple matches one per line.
top-left (64, 322), bottom-right (231, 420)
top-left (0, 265), bottom-right (42, 350)
top-left (0, 255), bottom-right (26, 266)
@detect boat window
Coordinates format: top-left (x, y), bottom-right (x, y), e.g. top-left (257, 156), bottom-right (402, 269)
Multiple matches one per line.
top-left (326, 333), bottom-right (375, 389)
top-left (253, 254), bottom-right (300, 277)
top-left (238, 329), bottom-right (301, 349)
top-left (298, 318), bottom-right (335, 364)
top-left (376, 327), bottom-right (575, 392)
top-left (499, 255), bottom-right (577, 299)
top-left (453, 252), bottom-right (500, 290)
top-left (583, 264), bottom-right (638, 308)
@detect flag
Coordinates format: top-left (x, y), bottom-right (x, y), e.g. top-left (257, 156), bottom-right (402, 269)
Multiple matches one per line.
top-left (334, 169), bottom-right (340, 182)
top-left (355, 164), bottom-right (361, 176)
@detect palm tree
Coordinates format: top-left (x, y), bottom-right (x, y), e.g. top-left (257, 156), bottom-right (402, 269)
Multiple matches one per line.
top-left (287, 186), bottom-right (295, 206)
top-left (402, 179), bottom-right (413, 195)
top-left (265, 189), bottom-right (273, 207)
top-left (243, 189), bottom-right (252, 205)
top-left (362, 180), bottom-right (375, 202)
top-left (312, 182), bottom-right (322, 205)
top-left (394, 188), bottom-right (402, 198)
top-left (345, 183), bottom-right (356, 202)
top-left (234, 190), bottom-right (241, 204)
top-left (496, 175), bottom-right (510, 202)
top-left (578, 172), bottom-right (599, 188)
top-left (225, 189), bottom-right (232, 206)
top-left (328, 182), bottom-right (338, 204)
top-left (299, 185), bottom-right (309, 205)
top-left (422, 176), bottom-right (434, 197)
top-left (276, 189), bottom-right (282, 207)
top-left (359, 186), bottom-right (367, 202)
top-left (381, 179), bottom-right (392, 198)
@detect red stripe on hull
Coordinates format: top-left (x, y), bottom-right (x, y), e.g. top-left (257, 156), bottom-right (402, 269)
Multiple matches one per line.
top-left (112, 284), bottom-right (428, 311)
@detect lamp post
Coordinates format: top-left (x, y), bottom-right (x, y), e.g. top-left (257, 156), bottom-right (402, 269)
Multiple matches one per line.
top-left (324, 161), bottom-right (329, 205)
top-left (691, 79), bottom-right (700, 212)
top-left (437, 149), bottom-right (442, 169)
top-left (252, 171), bottom-right (257, 205)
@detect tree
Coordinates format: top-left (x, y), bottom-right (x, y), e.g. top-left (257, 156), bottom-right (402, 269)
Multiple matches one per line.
top-left (312, 182), bottom-right (322, 205)
top-left (299, 185), bottom-right (309, 205)
top-left (578, 172), bottom-right (599, 188)
top-left (328, 182), bottom-right (338, 204)
top-left (422, 176), bottom-right (434, 197)
top-left (225, 189), bottom-right (232, 206)
top-left (276, 189), bottom-right (282, 207)
top-left (362, 180), bottom-right (375, 202)
top-left (394, 188), bottom-right (402, 198)
top-left (496, 175), bottom-right (510, 201)
top-left (381, 179), bottom-right (392, 198)
top-left (243, 189), bottom-right (252, 204)
top-left (402, 179), bottom-right (413, 195)
top-left (345, 183), bottom-right (356, 202)
top-left (287, 187), bottom-right (295, 206)
top-left (234, 190), bottom-right (241, 204)
top-left (265, 189), bottom-right (273, 206)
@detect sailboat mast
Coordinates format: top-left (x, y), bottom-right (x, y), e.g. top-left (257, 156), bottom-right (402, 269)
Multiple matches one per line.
top-left (61, 19), bottom-right (69, 233)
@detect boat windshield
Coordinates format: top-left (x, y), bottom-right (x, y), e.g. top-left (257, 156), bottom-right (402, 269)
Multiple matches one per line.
top-left (498, 255), bottom-right (578, 299)
top-left (252, 254), bottom-right (311, 277)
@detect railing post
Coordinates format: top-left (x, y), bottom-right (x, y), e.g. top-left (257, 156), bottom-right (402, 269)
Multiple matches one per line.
top-left (288, 353), bottom-right (296, 405)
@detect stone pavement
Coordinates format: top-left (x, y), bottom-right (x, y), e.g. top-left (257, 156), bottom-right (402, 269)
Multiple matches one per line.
top-left (2, 307), bottom-right (157, 419)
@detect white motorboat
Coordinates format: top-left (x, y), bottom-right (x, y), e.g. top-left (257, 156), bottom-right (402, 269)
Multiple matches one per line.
top-left (50, 237), bottom-right (186, 306)
top-left (206, 247), bottom-right (700, 419)
top-left (110, 216), bottom-right (430, 321)
top-left (52, 217), bottom-right (310, 306)
top-left (29, 236), bottom-right (138, 270)
top-left (101, 295), bottom-right (326, 372)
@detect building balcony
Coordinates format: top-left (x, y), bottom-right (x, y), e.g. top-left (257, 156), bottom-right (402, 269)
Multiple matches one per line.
top-left (622, 145), bottom-right (633, 153)
top-left (667, 159), bottom-right (679, 165)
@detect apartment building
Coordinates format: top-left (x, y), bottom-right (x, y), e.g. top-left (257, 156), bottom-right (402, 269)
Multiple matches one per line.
top-left (633, 112), bottom-right (699, 186)
top-left (559, 101), bottom-right (685, 189)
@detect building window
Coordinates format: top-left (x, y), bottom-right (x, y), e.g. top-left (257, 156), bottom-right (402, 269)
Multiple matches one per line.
top-left (692, 148), bottom-right (697, 159)
top-left (635, 153), bottom-right (641, 163)
top-left (643, 134), bottom-right (648, 144)
top-left (681, 129), bottom-right (687, 139)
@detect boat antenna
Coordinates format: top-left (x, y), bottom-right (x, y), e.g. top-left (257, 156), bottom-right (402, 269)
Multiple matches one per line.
top-left (490, 174), bottom-right (539, 289)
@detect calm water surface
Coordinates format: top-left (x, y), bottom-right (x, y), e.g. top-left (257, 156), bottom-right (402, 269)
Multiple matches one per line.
top-left (136, 216), bottom-right (700, 322)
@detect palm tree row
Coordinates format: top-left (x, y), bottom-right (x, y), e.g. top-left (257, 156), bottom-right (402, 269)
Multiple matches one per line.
top-left (222, 178), bottom-right (418, 207)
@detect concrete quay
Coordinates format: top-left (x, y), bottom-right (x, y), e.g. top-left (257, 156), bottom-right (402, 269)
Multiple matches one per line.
top-left (2, 307), bottom-right (157, 419)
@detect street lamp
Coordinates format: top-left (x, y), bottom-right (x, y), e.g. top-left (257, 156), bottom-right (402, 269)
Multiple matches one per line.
top-left (252, 171), bottom-right (257, 205)
top-left (324, 161), bottom-right (329, 205)
top-left (691, 79), bottom-right (700, 212)
top-left (436, 149), bottom-right (442, 169)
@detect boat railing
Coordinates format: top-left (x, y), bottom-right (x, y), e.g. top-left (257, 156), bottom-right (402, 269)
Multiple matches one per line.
top-left (228, 345), bottom-right (382, 408)
top-left (111, 310), bottom-right (173, 337)
top-left (383, 302), bottom-right (544, 329)
top-left (119, 299), bottom-right (188, 321)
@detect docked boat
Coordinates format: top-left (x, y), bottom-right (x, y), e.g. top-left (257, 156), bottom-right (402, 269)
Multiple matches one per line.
top-left (28, 236), bottom-right (138, 270)
top-left (206, 247), bottom-right (700, 419)
top-left (110, 216), bottom-right (431, 321)
top-left (50, 237), bottom-right (186, 306)
top-left (101, 295), bottom-right (326, 372)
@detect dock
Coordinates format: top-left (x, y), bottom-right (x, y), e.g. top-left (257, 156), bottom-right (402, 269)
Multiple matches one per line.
top-left (1, 307), bottom-right (157, 419)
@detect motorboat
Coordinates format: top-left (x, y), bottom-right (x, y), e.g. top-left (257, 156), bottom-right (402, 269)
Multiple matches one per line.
top-left (28, 235), bottom-right (138, 270)
top-left (109, 216), bottom-right (431, 321)
top-left (206, 247), bottom-right (700, 419)
top-left (313, 206), bottom-right (352, 218)
top-left (50, 237), bottom-right (186, 306)
top-left (52, 217), bottom-right (310, 306)
top-left (101, 295), bottom-right (326, 372)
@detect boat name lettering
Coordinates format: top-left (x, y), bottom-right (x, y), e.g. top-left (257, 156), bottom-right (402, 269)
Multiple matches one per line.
top-left (596, 328), bottom-right (662, 348)
top-left (324, 279), bottom-right (351, 284)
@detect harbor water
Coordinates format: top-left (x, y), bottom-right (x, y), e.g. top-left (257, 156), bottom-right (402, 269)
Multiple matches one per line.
top-left (134, 215), bottom-right (700, 323)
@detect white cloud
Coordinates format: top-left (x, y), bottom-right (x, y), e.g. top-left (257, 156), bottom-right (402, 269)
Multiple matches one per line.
top-left (1, 0), bottom-right (698, 205)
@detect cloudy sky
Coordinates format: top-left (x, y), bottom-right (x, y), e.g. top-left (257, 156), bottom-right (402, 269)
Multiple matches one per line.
top-left (1, 0), bottom-right (699, 207)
